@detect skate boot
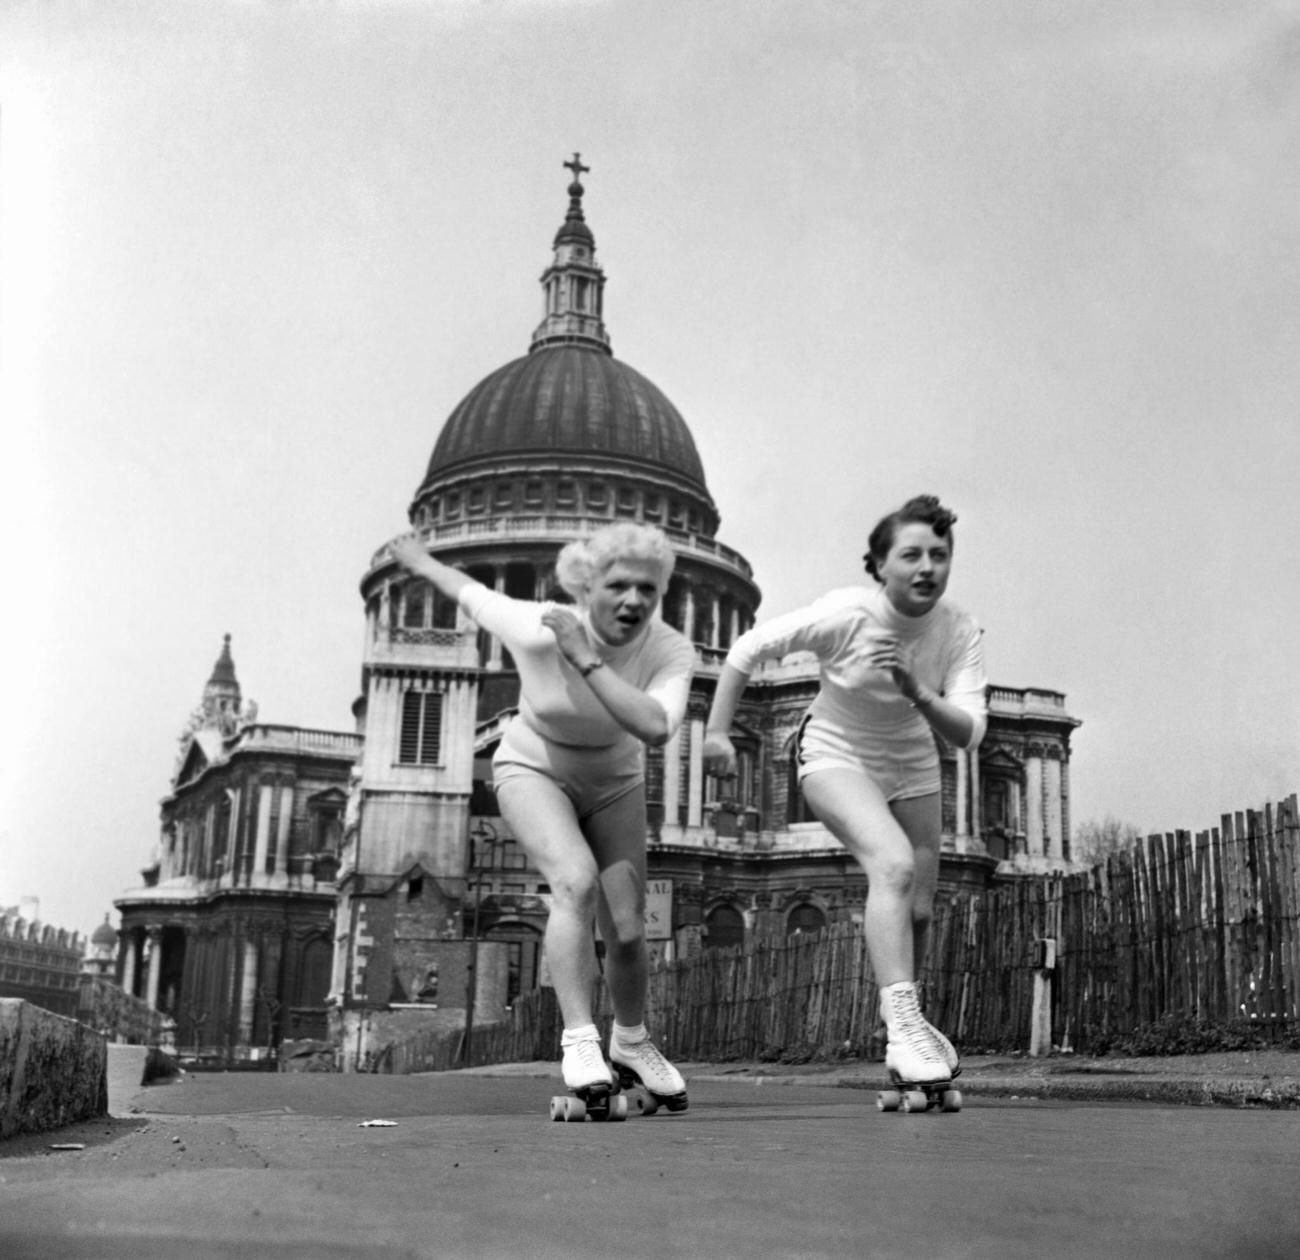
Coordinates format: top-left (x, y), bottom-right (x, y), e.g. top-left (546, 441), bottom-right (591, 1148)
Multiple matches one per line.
top-left (550, 1027), bottom-right (623, 1123)
top-left (876, 982), bottom-right (963, 1114)
top-left (609, 1024), bottom-right (688, 1115)
top-left (878, 989), bottom-right (961, 1079)
top-left (879, 982), bottom-right (949, 1085)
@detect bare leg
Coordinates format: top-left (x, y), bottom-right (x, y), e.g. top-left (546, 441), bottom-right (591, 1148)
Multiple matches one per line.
top-left (890, 792), bottom-right (942, 973)
top-left (494, 775), bottom-right (600, 1029)
top-left (801, 769), bottom-right (917, 985)
top-left (584, 785), bottom-right (649, 1027)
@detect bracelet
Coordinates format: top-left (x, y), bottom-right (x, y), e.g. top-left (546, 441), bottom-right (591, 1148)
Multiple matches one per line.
top-left (579, 659), bottom-right (605, 678)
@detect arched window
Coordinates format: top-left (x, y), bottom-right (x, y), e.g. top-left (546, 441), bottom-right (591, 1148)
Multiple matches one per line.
top-left (704, 904), bottom-right (745, 951)
top-left (786, 903), bottom-right (827, 936)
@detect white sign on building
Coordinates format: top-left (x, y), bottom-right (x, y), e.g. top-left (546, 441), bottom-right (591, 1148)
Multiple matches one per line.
top-left (644, 879), bottom-right (673, 941)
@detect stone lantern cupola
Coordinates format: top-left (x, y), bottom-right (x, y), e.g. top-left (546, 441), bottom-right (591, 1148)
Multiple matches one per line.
top-left (531, 153), bottom-right (611, 354)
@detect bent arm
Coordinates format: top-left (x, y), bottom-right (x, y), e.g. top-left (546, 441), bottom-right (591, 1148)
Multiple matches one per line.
top-left (544, 610), bottom-right (693, 747)
top-left (702, 662), bottom-right (751, 774)
top-left (896, 621), bottom-right (987, 751)
top-left (900, 685), bottom-right (979, 750)
top-left (582, 666), bottom-right (678, 746)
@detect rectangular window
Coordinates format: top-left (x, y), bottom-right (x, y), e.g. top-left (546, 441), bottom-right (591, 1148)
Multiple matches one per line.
top-left (403, 583), bottom-right (426, 628)
top-left (399, 691), bottom-right (444, 765)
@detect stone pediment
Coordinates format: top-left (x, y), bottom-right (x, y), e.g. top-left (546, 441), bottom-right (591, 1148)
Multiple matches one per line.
top-left (980, 744), bottom-right (1024, 771)
top-left (174, 729), bottom-right (226, 787)
top-left (306, 787), bottom-right (349, 808)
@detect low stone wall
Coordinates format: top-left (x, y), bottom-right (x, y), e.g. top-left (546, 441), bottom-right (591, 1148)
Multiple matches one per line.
top-left (0, 998), bottom-right (107, 1140)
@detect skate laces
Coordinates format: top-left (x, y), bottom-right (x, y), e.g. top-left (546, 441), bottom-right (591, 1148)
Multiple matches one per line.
top-left (890, 988), bottom-right (942, 1059)
top-left (565, 1035), bottom-right (605, 1074)
top-left (616, 1035), bottom-right (667, 1071)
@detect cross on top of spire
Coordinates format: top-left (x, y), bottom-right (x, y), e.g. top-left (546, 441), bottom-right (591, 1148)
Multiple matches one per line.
top-left (564, 152), bottom-right (590, 184)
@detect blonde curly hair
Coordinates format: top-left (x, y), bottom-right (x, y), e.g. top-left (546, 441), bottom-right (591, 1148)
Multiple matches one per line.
top-left (554, 523), bottom-right (677, 603)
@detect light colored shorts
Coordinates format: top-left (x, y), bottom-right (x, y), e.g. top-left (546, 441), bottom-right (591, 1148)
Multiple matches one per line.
top-left (493, 717), bottom-right (645, 820)
top-left (795, 712), bottom-right (940, 803)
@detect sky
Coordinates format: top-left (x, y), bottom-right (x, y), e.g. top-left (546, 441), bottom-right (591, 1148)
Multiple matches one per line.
top-left (3, 0), bottom-right (1298, 940)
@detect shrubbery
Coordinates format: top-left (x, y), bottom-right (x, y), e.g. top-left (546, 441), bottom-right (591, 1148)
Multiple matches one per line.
top-left (1091, 1013), bottom-right (1300, 1057)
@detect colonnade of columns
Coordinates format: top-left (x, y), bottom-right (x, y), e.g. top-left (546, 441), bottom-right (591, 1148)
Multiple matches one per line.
top-left (169, 783), bottom-right (301, 886)
top-left (954, 744), bottom-right (1068, 861)
top-left (119, 921), bottom-right (319, 1049)
top-left (658, 717), bottom-right (708, 830)
top-left (379, 560), bottom-right (753, 670)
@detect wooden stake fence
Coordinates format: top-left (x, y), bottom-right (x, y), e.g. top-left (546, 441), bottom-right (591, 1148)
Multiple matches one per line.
top-left (375, 793), bottom-right (1300, 1071)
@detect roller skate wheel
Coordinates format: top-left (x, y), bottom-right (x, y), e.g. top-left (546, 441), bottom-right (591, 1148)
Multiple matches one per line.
top-left (635, 1093), bottom-right (660, 1116)
top-left (608, 1093), bottom-right (629, 1121)
top-left (549, 1095), bottom-right (567, 1121)
top-left (563, 1095), bottom-right (587, 1122)
top-left (941, 1088), bottom-right (963, 1112)
top-left (901, 1090), bottom-right (929, 1113)
top-left (876, 1090), bottom-right (901, 1112)
top-left (663, 1093), bottom-right (689, 1113)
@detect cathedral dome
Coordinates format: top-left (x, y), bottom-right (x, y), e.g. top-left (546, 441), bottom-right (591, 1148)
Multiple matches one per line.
top-left (409, 155), bottom-right (718, 531)
top-left (418, 344), bottom-right (709, 492)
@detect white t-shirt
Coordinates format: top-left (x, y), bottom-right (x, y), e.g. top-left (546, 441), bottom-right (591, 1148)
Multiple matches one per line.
top-left (458, 581), bottom-right (696, 749)
top-left (726, 585), bottom-right (988, 751)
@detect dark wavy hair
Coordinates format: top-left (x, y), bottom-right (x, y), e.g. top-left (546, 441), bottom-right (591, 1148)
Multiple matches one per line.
top-left (863, 495), bottom-right (958, 581)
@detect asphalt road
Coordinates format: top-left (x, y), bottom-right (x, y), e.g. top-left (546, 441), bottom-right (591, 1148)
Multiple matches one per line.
top-left (2, 1068), bottom-right (1298, 1260)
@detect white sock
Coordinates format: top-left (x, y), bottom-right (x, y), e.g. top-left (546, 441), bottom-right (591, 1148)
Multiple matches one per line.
top-left (561, 1023), bottom-right (599, 1047)
top-left (612, 1022), bottom-right (647, 1045)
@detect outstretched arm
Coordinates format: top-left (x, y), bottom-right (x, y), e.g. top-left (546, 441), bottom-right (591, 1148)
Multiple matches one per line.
top-left (701, 662), bottom-right (751, 777)
top-left (388, 534), bottom-right (476, 603)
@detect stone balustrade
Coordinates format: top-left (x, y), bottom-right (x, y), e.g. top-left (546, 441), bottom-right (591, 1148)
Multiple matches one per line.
top-left (368, 517), bottom-right (754, 579)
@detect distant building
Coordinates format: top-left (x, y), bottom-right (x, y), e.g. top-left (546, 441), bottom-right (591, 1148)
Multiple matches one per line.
top-left (117, 160), bottom-right (1081, 1068)
top-left (0, 899), bottom-right (85, 1019)
top-left (115, 637), bottom-right (356, 1063)
top-left (81, 916), bottom-right (119, 980)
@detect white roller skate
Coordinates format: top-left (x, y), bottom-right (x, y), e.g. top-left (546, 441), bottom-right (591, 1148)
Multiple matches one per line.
top-left (550, 1027), bottom-right (625, 1123)
top-left (876, 982), bottom-right (962, 1115)
top-left (926, 1020), bottom-right (961, 1079)
top-left (609, 1025), bottom-right (688, 1116)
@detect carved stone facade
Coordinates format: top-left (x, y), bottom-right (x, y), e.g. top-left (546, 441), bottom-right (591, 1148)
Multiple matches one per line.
top-left (115, 643), bottom-right (356, 1064)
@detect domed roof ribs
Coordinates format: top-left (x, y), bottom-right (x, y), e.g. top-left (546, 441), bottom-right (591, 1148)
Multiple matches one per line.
top-left (530, 154), bottom-right (612, 355)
